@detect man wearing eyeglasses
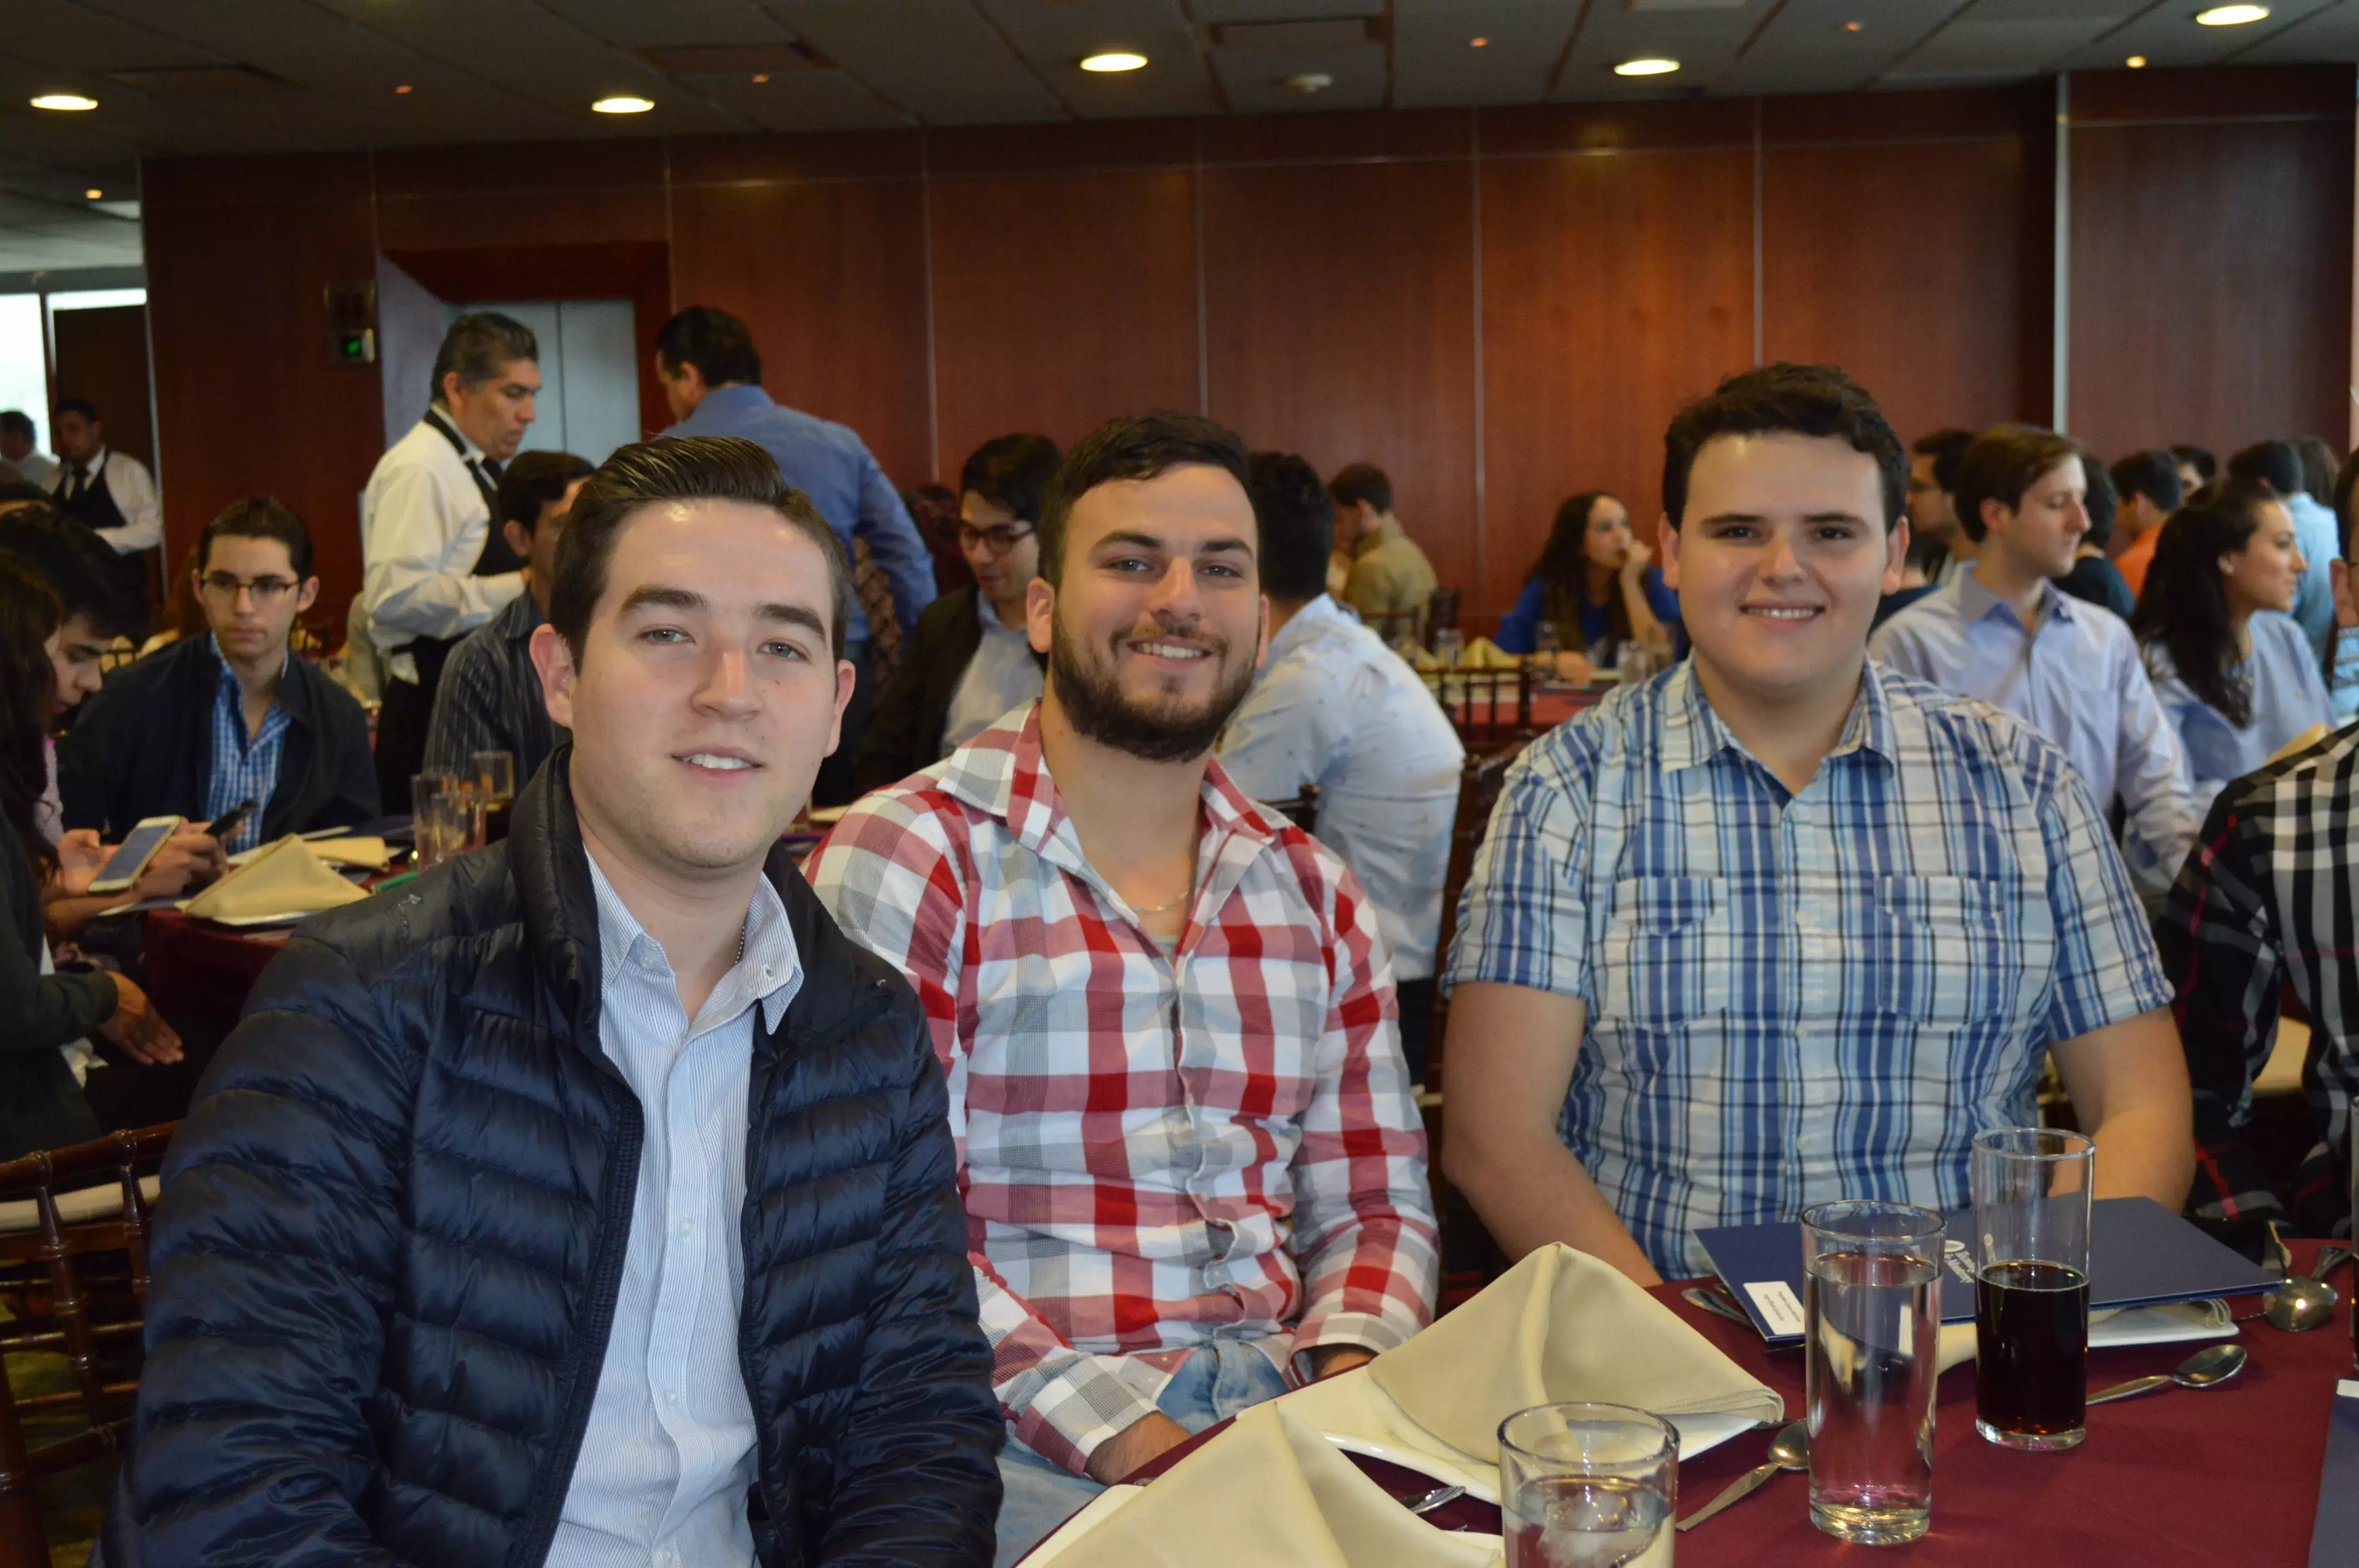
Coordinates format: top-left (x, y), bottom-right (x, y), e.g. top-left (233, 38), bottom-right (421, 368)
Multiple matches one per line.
top-left (854, 434), bottom-right (1058, 793)
top-left (59, 498), bottom-right (379, 854)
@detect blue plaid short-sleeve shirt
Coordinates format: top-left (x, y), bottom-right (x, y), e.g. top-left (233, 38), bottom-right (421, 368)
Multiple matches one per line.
top-left (1446, 659), bottom-right (2171, 1276)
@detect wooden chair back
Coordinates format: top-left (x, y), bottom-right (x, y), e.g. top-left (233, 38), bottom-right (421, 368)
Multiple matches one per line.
top-left (0, 1123), bottom-right (177, 1568)
top-left (1420, 663), bottom-right (1538, 748)
top-left (1257, 785), bottom-right (1319, 837)
top-left (1425, 587), bottom-right (1461, 638)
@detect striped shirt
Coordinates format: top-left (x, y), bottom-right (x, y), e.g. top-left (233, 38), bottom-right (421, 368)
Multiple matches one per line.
top-left (809, 705), bottom-right (1436, 1474)
top-left (2161, 719), bottom-right (2359, 1238)
top-left (202, 637), bottom-right (290, 854)
top-left (422, 590), bottom-right (563, 785)
top-left (1447, 659), bottom-right (2173, 1277)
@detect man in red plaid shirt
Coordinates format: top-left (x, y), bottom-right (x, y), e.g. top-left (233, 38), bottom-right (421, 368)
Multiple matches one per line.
top-left (812, 412), bottom-right (1436, 1564)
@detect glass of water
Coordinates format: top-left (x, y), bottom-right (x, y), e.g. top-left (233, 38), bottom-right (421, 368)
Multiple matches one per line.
top-left (1802, 1200), bottom-right (1942, 1546)
top-left (1498, 1401), bottom-right (1675, 1567)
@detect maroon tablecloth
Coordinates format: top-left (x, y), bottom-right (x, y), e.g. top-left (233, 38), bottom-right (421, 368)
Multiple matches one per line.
top-left (143, 909), bottom-right (289, 1044)
top-left (1118, 1241), bottom-right (2352, 1564)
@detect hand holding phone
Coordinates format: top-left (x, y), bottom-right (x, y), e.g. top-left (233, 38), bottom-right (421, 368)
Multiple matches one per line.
top-left (204, 800), bottom-right (256, 841)
top-left (89, 816), bottom-right (186, 896)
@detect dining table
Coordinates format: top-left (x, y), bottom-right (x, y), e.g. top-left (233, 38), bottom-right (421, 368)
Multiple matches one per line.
top-left (1093, 1240), bottom-right (2353, 1564)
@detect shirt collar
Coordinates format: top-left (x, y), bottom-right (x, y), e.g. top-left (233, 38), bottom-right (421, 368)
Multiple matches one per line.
top-left (1265, 593), bottom-right (1348, 665)
top-left (691, 384), bottom-right (776, 421)
top-left (422, 407), bottom-right (484, 464)
top-left (75, 445), bottom-right (108, 475)
top-left (207, 632), bottom-right (290, 691)
top-left (1353, 517), bottom-right (1405, 558)
top-left (1952, 568), bottom-right (2071, 631)
top-left (585, 849), bottom-right (800, 1036)
top-left (1659, 656), bottom-right (1895, 775)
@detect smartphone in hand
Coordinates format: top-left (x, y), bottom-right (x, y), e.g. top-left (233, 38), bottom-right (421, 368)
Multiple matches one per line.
top-left (89, 816), bottom-right (187, 895)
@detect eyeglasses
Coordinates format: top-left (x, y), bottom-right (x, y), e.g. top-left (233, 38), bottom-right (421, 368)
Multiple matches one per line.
top-left (199, 572), bottom-right (298, 604)
top-left (958, 523), bottom-right (1036, 556)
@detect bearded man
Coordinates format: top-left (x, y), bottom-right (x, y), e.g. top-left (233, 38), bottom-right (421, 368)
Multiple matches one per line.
top-left (810, 410), bottom-right (1436, 1567)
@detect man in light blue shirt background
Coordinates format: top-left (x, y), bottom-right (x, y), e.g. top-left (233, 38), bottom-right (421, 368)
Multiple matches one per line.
top-left (2228, 439), bottom-right (2340, 662)
top-left (1872, 424), bottom-right (2200, 895)
top-left (1217, 451), bottom-right (1464, 1082)
top-left (655, 305), bottom-right (936, 802)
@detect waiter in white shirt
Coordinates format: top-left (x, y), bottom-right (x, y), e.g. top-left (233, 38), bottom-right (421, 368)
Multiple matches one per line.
top-left (49, 398), bottom-right (162, 603)
top-left (361, 311), bottom-right (540, 810)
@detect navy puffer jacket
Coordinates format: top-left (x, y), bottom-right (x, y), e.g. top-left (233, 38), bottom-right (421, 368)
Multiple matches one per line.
top-left (103, 749), bottom-right (1002, 1567)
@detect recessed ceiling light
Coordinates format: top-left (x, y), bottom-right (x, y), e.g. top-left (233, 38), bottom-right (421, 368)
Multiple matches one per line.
top-left (1469, 36), bottom-right (1488, 48)
top-left (30, 94), bottom-right (97, 112)
top-left (394, 84), bottom-right (412, 95)
top-left (2194, 4), bottom-right (2269, 22)
top-left (1614, 58), bottom-right (1680, 77)
top-left (2127, 54), bottom-right (2148, 67)
top-left (1843, 20), bottom-right (1863, 31)
top-left (84, 188), bottom-right (102, 200)
top-left (1080, 52), bottom-right (1147, 72)
top-left (751, 73), bottom-right (770, 83)
top-left (591, 95), bottom-right (654, 113)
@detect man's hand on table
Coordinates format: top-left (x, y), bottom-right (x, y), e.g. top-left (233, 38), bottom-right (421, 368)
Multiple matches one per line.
top-left (98, 972), bottom-right (183, 1065)
top-left (144, 827), bottom-right (228, 893)
top-left (1309, 1345), bottom-right (1375, 1380)
top-left (1084, 1412), bottom-right (1194, 1485)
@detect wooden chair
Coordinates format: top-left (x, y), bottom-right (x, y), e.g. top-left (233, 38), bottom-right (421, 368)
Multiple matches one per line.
top-left (1419, 663), bottom-right (1538, 748)
top-left (1423, 741), bottom-right (1530, 1303)
top-left (1425, 588), bottom-right (1461, 641)
top-left (0, 1124), bottom-right (177, 1567)
top-left (1257, 784), bottom-right (1319, 837)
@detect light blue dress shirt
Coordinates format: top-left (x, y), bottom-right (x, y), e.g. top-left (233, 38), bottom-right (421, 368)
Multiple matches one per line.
top-left (1870, 571), bottom-right (2200, 890)
top-left (2282, 491), bottom-right (2341, 661)
top-left (2145, 612), bottom-right (2334, 808)
top-left (202, 636), bottom-right (289, 854)
top-left (1217, 595), bottom-right (1465, 980)
top-left (662, 384), bottom-right (934, 645)
top-left (941, 607), bottom-right (1045, 756)
top-left (546, 856), bottom-right (801, 1568)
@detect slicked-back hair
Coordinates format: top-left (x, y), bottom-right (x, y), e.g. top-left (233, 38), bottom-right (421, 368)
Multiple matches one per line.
top-left (654, 305), bottom-right (763, 388)
top-left (430, 312), bottom-right (537, 406)
top-left (2227, 440), bottom-right (2306, 501)
top-left (1247, 451), bottom-right (1334, 605)
top-left (1953, 425), bottom-right (2086, 544)
top-left (497, 449), bottom-right (596, 534)
top-left (1327, 462), bottom-right (1393, 516)
top-left (0, 505), bottom-right (140, 639)
top-left (52, 397), bottom-right (96, 425)
top-left (1911, 428), bottom-right (1976, 495)
top-left (2110, 449), bottom-right (2184, 515)
top-left (199, 497), bottom-right (314, 581)
top-left (958, 433), bottom-right (1062, 525)
top-left (1662, 362), bottom-right (1907, 532)
top-left (546, 436), bottom-right (850, 664)
top-left (1036, 410), bottom-right (1252, 587)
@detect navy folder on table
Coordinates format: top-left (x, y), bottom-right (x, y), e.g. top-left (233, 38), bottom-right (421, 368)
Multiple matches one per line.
top-left (1694, 1196), bottom-right (2275, 1346)
top-left (2310, 1381), bottom-right (2359, 1567)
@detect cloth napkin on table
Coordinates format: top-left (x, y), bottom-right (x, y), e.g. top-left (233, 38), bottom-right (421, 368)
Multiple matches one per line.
top-left (1041, 1402), bottom-right (1500, 1568)
top-left (1462, 637), bottom-right (1522, 670)
top-left (1369, 1243), bottom-right (1784, 1464)
top-left (183, 835), bottom-right (370, 921)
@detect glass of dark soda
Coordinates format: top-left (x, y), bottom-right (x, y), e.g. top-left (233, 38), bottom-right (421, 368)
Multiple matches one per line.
top-left (1970, 1127), bottom-right (2094, 1451)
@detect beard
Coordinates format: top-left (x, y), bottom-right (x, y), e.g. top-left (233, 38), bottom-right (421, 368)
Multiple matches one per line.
top-left (1049, 609), bottom-right (1256, 765)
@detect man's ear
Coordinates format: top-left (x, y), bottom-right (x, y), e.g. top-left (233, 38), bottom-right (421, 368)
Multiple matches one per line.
top-left (528, 622), bottom-right (578, 728)
top-left (1655, 513), bottom-right (1680, 592)
top-left (2331, 556), bottom-right (2356, 628)
top-left (1884, 516), bottom-right (1911, 595)
top-left (296, 577), bottom-right (320, 616)
top-left (1980, 495), bottom-right (2009, 538)
top-left (1026, 577), bottom-right (1055, 656)
top-left (505, 520), bottom-right (533, 563)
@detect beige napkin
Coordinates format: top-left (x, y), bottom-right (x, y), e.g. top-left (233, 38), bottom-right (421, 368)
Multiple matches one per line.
top-left (1046, 1402), bottom-right (1499, 1568)
top-left (1463, 636), bottom-right (1521, 670)
top-left (184, 835), bottom-right (371, 920)
top-left (1370, 1244), bottom-right (1783, 1463)
top-left (304, 835), bottom-right (391, 870)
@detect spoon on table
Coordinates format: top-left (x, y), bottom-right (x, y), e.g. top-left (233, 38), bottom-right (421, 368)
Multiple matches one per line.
top-left (2237, 1245), bottom-right (2350, 1332)
top-left (2085, 1343), bottom-right (2249, 1406)
top-left (1676, 1421), bottom-right (1808, 1533)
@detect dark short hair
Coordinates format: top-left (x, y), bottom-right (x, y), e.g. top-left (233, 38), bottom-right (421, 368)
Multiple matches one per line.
top-left (1911, 428), bottom-right (1975, 495)
top-left (1662, 362), bottom-right (1906, 531)
top-left (2172, 444), bottom-right (2216, 482)
top-left (1953, 425), bottom-right (2086, 544)
top-left (2293, 436), bottom-right (2340, 507)
top-left (0, 480), bottom-right (48, 506)
top-left (0, 411), bottom-right (32, 441)
top-left (2080, 457), bottom-right (2118, 550)
top-left (430, 312), bottom-right (537, 405)
top-left (654, 306), bottom-right (763, 388)
top-left (199, 497), bottom-right (314, 581)
top-left (52, 397), bottom-right (96, 424)
top-left (1036, 411), bottom-right (1252, 586)
top-left (1327, 462), bottom-right (1393, 516)
top-left (0, 505), bottom-right (139, 639)
top-left (2227, 440), bottom-right (2305, 501)
top-left (958, 434), bottom-right (1062, 525)
top-left (2109, 449), bottom-right (2184, 515)
top-left (546, 436), bottom-right (849, 663)
top-left (1247, 451), bottom-right (1334, 605)
top-left (497, 449), bottom-right (595, 534)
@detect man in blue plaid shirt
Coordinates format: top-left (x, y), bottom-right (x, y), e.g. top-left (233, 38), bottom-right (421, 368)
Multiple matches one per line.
top-left (1442, 364), bottom-right (2192, 1283)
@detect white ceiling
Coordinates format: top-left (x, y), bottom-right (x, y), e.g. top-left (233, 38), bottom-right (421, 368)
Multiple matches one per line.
top-left (0, 0), bottom-right (2353, 271)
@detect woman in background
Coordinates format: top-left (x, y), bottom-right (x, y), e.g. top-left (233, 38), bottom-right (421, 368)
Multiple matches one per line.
top-left (2132, 478), bottom-right (2333, 808)
top-left (1495, 491), bottom-right (1678, 664)
top-left (0, 556), bottom-right (179, 1160)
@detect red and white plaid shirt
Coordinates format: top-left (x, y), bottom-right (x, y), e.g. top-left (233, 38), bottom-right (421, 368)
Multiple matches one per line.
top-left (810, 706), bottom-right (1436, 1473)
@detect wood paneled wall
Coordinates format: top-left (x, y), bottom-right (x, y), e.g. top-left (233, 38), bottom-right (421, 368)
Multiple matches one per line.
top-left (140, 65), bottom-right (2352, 626)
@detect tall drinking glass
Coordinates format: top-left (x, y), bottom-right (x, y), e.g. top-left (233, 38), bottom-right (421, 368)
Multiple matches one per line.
top-left (1971, 1127), bottom-right (2094, 1450)
top-left (1498, 1402), bottom-right (1676, 1568)
top-left (473, 750), bottom-right (517, 844)
top-left (1802, 1200), bottom-right (1941, 1545)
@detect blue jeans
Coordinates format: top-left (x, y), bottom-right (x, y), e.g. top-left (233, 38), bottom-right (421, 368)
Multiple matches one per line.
top-left (992, 1341), bottom-right (1291, 1568)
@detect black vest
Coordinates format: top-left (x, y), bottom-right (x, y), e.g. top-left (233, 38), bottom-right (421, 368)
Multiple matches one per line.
top-left (401, 412), bottom-right (525, 695)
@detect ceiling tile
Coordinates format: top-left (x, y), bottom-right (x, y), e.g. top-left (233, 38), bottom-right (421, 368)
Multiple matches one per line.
top-left (1213, 41), bottom-right (1385, 112)
top-left (771, 0), bottom-right (1068, 123)
top-left (1392, 2), bottom-right (1576, 108)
